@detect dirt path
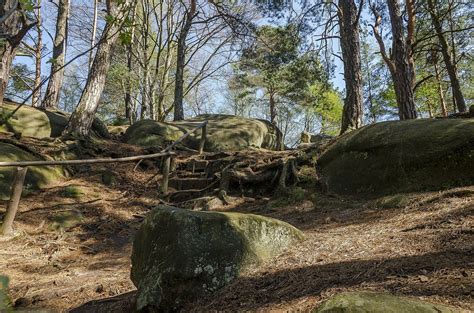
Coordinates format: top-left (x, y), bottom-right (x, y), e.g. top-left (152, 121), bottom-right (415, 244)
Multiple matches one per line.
top-left (185, 189), bottom-right (473, 311)
top-left (1, 165), bottom-right (473, 312)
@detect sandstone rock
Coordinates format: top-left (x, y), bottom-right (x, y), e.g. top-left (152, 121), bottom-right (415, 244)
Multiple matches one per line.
top-left (0, 143), bottom-right (64, 200)
top-left (317, 119), bottom-right (474, 195)
top-left (130, 205), bottom-right (303, 310)
top-left (0, 101), bottom-right (110, 138)
top-left (315, 292), bottom-right (460, 313)
top-left (124, 114), bottom-right (283, 152)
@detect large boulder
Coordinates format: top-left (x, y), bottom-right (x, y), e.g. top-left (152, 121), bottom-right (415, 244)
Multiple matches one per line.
top-left (0, 101), bottom-right (110, 138)
top-left (130, 205), bottom-right (304, 311)
top-left (123, 114), bottom-right (283, 151)
top-left (317, 119), bottom-right (474, 195)
top-left (315, 292), bottom-right (459, 313)
top-left (0, 143), bottom-right (64, 199)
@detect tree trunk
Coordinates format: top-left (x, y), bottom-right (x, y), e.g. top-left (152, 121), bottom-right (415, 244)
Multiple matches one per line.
top-left (173, 0), bottom-right (196, 121)
top-left (32, 0), bottom-right (42, 107)
top-left (42, 0), bottom-right (70, 109)
top-left (434, 62), bottom-right (447, 117)
top-left (124, 1), bottom-right (137, 123)
top-left (0, 1), bottom-right (35, 107)
top-left (269, 92), bottom-right (277, 127)
top-left (63, 0), bottom-right (129, 137)
top-left (387, 0), bottom-right (417, 120)
top-left (89, 0), bottom-right (98, 70)
top-left (427, 0), bottom-right (466, 113)
top-left (338, 0), bottom-right (363, 134)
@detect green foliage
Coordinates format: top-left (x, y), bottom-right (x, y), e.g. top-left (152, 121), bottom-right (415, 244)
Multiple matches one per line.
top-left (236, 25), bottom-right (303, 100)
top-left (232, 24), bottom-right (338, 136)
top-left (307, 83), bottom-right (343, 136)
top-left (19, 0), bottom-right (35, 11)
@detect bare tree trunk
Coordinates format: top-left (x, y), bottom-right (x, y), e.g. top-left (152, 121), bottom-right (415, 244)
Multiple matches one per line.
top-left (32, 0), bottom-right (42, 107)
top-left (124, 3), bottom-right (136, 123)
top-left (173, 0), bottom-right (196, 121)
top-left (371, 0), bottom-right (417, 120)
top-left (0, 1), bottom-right (35, 106)
top-left (89, 0), bottom-right (98, 70)
top-left (387, 0), bottom-right (417, 119)
top-left (433, 62), bottom-right (447, 117)
top-left (338, 0), bottom-right (363, 134)
top-left (63, 0), bottom-right (130, 137)
top-left (427, 0), bottom-right (466, 113)
top-left (269, 92), bottom-right (277, 127)
top-left (42, 0), bottom-right (70, 109)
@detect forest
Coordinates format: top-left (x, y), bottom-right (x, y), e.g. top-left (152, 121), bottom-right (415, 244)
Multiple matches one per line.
top-left (0, 0), bottom-right (473, 312)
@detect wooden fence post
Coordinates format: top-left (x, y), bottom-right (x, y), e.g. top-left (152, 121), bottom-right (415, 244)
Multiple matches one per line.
top-left (1, 167), bottom-right (28, 236)
top-left (161, 155), bottom-right (171, 194)
top-left (199, 123), bottom-right (207, 155)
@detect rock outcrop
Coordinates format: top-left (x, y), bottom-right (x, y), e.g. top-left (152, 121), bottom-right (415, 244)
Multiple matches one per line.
top-left (315, 292), bottom-right (460, 313)
top-left (124, 114), bottom-right (283, 152)
top-left (0, 143), bottom-right (64, 199)
top-left (130, 205), bottom-right (303, 311)
top-left (0, 101), bottom-right (110, 138)
top-left (317, 119), bottom-right (474, 195)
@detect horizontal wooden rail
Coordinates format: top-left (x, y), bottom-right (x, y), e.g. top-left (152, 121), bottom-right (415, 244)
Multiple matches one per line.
top-left (0, 151), bottom-right (175, 167)
top-left (162, 120), bottom-right (208, 153)
top-left (134, 120), bottom-right (208, 171)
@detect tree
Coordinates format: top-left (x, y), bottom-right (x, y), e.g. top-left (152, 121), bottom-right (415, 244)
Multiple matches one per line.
top-left (31, 0), bottom-right (42, 107)
top-left (173, 0), bottom-right (196, 121)
top-left (425, 0), bottom-right (466, 112)
top-left (338, 0), bottom-right (363, 134)
top-left (0, 0), bottom-right (36, 107)
top-left (235, 25), bottom-right (301, 126)
top-left (42, 0), bottom-right (70, 108)
top-left (370, 0), bottom-right (417, 119)
top-left (63, 0), bottom-right (133, 137)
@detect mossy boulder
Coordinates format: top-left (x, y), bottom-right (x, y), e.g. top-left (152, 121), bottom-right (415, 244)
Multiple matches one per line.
top-left (0, 276), bottom-right (10, 311)
top-left (0, 101), bottom-right (110, 138)
top-left (123, 114), bottom-right (283, 151)
top-left (130, 205), bottom-right (304, 311)
top-left (317, 119), bottom-right (474, 195)
top-left (315, 292), bottom-right (460, 313)
top-left (0, 143), bottom-right (64, 200)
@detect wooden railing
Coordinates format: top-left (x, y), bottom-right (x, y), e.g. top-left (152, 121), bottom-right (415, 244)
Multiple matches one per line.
top-left (0, 120), bottom-right (208, 236)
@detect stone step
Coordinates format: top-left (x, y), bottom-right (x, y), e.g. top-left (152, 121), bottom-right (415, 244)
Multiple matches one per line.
top-left (169, 177), bottom-right (215, 191)
top-left (174, 171), bottom-right (207, 179)
top-left (185, 160), bottom-right (209, 172)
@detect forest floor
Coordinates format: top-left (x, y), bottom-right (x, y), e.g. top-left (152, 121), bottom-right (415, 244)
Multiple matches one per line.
top-left (0, 140), bottom-right (473, 312)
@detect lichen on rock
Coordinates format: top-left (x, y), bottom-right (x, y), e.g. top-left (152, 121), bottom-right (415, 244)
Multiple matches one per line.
top-left (130, 205), bottom-right (304, 311)
top-left (123, 114), bottom-right (283, 152)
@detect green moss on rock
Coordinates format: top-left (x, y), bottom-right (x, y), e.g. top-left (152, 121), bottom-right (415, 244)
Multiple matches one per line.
top-left (0, 143), bottom-right (64, 200)
top-left (315, 292), bottom-right (460, 313)
top-left (0, 275), bottom-right (11, 312)
top-left (0, 101), bottom-right (109, 138)
top-left (123, 114), bottom-right (283, 151)
top-left (317, 119), bottom-right (474, 195)
top-left (130, 205), bottom-right (304, 311)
